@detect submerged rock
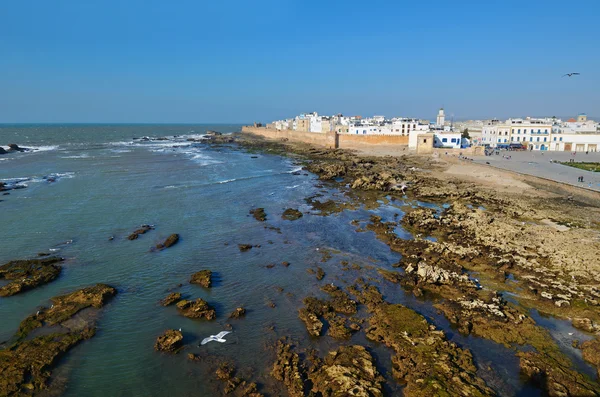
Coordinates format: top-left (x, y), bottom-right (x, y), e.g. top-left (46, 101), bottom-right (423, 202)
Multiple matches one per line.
top-left (7, 144), bottom-right (30, 152)
top-left (156, 234), bottom-right (179, 250)
top-left (250, 208), bottom-right (267, 222)
top-left (309, 345), bottom-right (383, 397)
top-left (190, 270), bottom-right (212, 288)
top-left (176, 298), bottom-right (216, 320)
top-left (161, 292), bottom-right (182, 306)
top-left (0, 257), bottom-right (64, 297)
top-left (282, 208), bottom-right (303, 221)
top-left (154, 329), bottom-right (183, 353)
top-left (238, 244), bottom-right (253, 252)
top-left (127, 224), bottom-right (154, 240)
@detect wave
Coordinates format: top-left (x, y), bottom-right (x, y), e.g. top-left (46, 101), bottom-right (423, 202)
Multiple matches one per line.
top-left (60, 154), bottom-right (91, 159)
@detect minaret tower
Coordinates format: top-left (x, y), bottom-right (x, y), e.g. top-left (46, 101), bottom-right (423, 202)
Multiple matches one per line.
top-left (436, 108), bottom-right (445, 127)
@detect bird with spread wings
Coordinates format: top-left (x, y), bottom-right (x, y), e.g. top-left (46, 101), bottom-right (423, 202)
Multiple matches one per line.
top-left (562, 72), bottom-right (580, 77)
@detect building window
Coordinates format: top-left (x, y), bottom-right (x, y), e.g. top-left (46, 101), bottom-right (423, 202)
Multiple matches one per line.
top-left (529, 137), bottom-right (533, 142)
top-left (544, 137), bottom-right (547, 142)
top-left (537, 137), bottom-right (540, 142)
top-left (498, 138), bottom-right (501, 143)
top-left (442, 138), bottom-right (448, 143)
top-left (518, 129), bottom-right (521, 133)
top-left (560, 137), bottom-right (563, 141)
top-left (553, 137), bottom-right (556, 141)
top-left (545, 129), bottom-right (548, 133)
top-left (451, 138), bottom-right (457, 143)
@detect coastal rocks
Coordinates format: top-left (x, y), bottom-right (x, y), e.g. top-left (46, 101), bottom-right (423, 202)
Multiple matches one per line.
top-left (298, 307), bottom-right (323, 337)
top-left (229, 307), bottom-right (246, 319)
top-left (0, 147), bottom-right (6, 155)
top-left (127, 224), bottom-right (154, 240)
top-left (249, 208), bottom-right (267, 222)
top-left (176, 299), bottom-right (216, 320)
top-left (281, 208), bottom-right (303, 221)
top-left (365, 303), bottom-right (494, 396)
top-left (161, 292), bottom-right (182, 306)
top-left (190, 270), bottom-right (212, 288)
top-left (580, 338), bottom-right (600, 378)
top-left (405, 260), bottom-right (475, 286)
top-left (155, 234), bottom-right (179, 250)
top-left (298, 287), bottom-right (357, 338)
top-left (0, 329), bottom-right (95, 396)
top-left (0, 284), bottom-right (116, 396)
top-left (315, 266), bottom-right (325, 280)
top-left (308, 345), bottom-right (384, 397)
top-left (518, 351), bottom-right (600, 396)
top-left (154, 329), bottom-right (183, 353)
top-left (214, 361), bottom-right (264, 397)
top-left (350, 172), bottom-right (403, 192)
top-left (271, 340), bottom-right (305, 397)
top-left (572, 317), bottom-right (600, 334)
top-left (306, 162), bottom-right (347, 180)
top-left (17, 284), bottom-right (117, 338)
top-left (0, 257), bottom-right (63, 297)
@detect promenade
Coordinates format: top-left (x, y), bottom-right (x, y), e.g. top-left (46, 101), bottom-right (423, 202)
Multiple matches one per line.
top-left (471, 151), bottom-right (600, 192)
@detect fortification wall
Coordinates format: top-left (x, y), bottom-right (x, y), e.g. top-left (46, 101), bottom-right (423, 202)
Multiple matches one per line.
top-left (337, 134), bottom-right (408, 150)
top-left (241, 126), bottom-right (334, 147)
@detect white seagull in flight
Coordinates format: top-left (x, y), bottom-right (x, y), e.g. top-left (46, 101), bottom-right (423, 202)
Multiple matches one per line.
top-left (200, 331), bottom-right (231, 345)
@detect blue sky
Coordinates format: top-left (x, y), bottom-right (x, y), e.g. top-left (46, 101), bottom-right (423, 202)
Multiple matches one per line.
top-left (1, 0), bottom-right (598, 123)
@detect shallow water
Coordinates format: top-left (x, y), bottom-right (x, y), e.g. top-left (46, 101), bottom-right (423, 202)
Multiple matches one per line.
top-left (0, 124), bottom-right (595, 396)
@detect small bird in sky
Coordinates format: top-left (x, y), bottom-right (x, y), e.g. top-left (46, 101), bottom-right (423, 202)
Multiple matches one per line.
top-left (562, 72), bottom-right (580, 77)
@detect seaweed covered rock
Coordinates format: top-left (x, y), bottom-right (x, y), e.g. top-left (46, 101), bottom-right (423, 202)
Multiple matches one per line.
top-left (309, 345), bottom-right (383, 397)
top-left (161, 292), bottom-right (182, 306)
top-left (127, 224), bottom-right (154, 240)
top-left (156, 234), bottom-right (179, 250)
top-left (365, 303), bottom-right (494, 396)
top-left (17, 284), bottom-right (117, 339)
top-left (298, 308), bottom-right (323, 337)
top-left (581, 338), bottom-right (600, 378)
top-left (519, 351), bottom-right (600, 396)
top-left (176, 298), bottom-right (216, 320)
top-left (271, 340), bottom-right (305, 397)
top-left (250, 208), bottom-right (267, 222)
top-left (0, 257), bottom-right (64, 297)
top-left (190, 270), bottom-right (212, 288)
top-left (238, 244), bottom-right (253, 252)
top-left (0, 329), bottom-right (95, 396)
top-left (154, 329), bottom-right (183, 353)
top-left (229, 307), bottom-right (246, 319)
top-left (282, 208), bottom-right (303, 221)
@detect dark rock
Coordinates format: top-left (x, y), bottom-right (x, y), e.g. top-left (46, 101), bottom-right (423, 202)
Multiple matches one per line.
top-left (271, 340), bottom-right (305, 397)
top-left (8, 144), bottom-right (30, 152)
top-left (190, 270), bottom-right (212, 288)
top-left (0, 257), bottom-right (64, 297)
top-left (127, 224), bottom-right (154, 240)
top-left (281, 261), bottom-right (290, 267)
top-left (0, 147), bottom-right (7, 155)
top-left (238, 244), bottom-right (253, 252)
top-left (161, 292), bottom-right (182, 306)
top-left (315, 267), bottom-right (325, 280)
top-left (154, 329), bottom-right (183, 353)
top-left (250, 208), bottom-right (267, 222)
top-left (282, 208), bottom-right (303, 221)
top-left (176, 299), bottom-right (216, 320)
top-left (229, 307), bottom-right (246, 319)
top-left (156, 234), bottom-right (179, 250)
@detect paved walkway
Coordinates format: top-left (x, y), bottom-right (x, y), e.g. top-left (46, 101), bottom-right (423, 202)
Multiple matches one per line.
top-left (470, 151), bottom-right (600, 192)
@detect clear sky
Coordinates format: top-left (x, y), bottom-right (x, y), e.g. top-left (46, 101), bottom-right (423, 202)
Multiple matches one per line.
top-left (1, 0), bottom-right (598, 123)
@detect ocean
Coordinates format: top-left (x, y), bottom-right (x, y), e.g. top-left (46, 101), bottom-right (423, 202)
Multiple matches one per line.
top-left (0, 124), bottom-right (589, 396)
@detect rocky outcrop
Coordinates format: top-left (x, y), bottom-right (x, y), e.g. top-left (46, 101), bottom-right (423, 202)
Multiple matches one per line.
top-left (298, 287), bottom-right (357, 338)
top-left (17, 284), bottom-right (117, 339)
top-left (282, 208), bottom-right (303, 221)
top-left (155, 234), bottom-right (179, 250)
top-left (271, 340), bottom-right (305, 397)
top-left (365, 303), bottom-right (494, 397)
top-left (572, 317), bottom-right (600, 334)
top-left (405, 261), bottom-right (475, 287)
top-left (0, 257), bottom-right (63, 297)
top-left (0, 284), bottom-right (116, 396)
top-left (229, 307), bottom-right (246, 319)
top-left (308, 345), bottom-right (383, 397)
top-left (250, 208), bottom-right (267, 222)
top-left (176, 299), bottom-right (216, 320)
top-left (214, 361), bottom-right (264, 396)
top-left (519, 351), bottom-right (600, 396)
top-left (161, 292), bottom-right (182, 306)
top-left (154, 329), bottom-right (183, 353)
top-left (0, 147), bottom-right (7, 155)
top-left (7, 144), bottom-right (30, 152)
top-left (238, 244), bottom-right (253, 252)
top-left (190, 270), bottom-right (212, 288)
top-left (581, 338), bottom-right (600, 378)
top-left (306, 162), bottom-right (347, 180)
top-left (127, 224), bottom-right (154, 240)
top-left (298, 307), bottom-right (323, 337)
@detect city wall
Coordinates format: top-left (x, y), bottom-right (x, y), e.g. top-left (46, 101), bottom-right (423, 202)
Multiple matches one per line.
top-left (241, 126), bottom-right (409, 150)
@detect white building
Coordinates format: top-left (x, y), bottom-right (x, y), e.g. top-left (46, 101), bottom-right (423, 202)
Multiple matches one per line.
top-left (436, 108), bottom-right (445, 127)
top-left (433, 132), bottom-right (464, 149)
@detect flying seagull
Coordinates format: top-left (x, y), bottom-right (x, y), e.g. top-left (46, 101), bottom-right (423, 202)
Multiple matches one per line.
top-left (562, 73), bottom-right (580, 77)
top-left (200, 331), bottom-right (231, 345)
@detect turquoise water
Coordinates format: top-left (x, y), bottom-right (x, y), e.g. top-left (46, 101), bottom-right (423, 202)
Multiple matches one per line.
top-left (0, 125), bottom-right (592, 396)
